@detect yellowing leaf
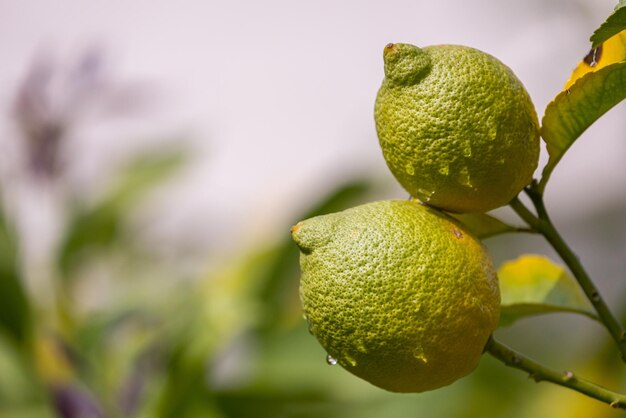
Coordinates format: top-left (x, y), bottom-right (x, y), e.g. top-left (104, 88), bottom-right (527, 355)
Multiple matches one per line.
top-left (539, 60), bottom-right (626, 192)
top-left (448, 212), bottom-right (520, 239)
top-left (539, 17), bottom-right (626, 193)
top-left (34, 335), bottom-right (74, 385)
top-left (564, 30), bottom-right (626, 90)
top-left (498, 255), bottom-right (597, 327)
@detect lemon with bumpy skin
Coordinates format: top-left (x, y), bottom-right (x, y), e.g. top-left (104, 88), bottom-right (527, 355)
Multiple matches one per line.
top-left (375, 43), bottom-right (540, 213)
top-left (291, 200), bottom-right (500, 393)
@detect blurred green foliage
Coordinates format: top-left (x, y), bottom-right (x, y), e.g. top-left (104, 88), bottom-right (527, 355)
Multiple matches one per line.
top-left (2, 156), bottom-right (625, 417)
top-left (0, 202), bottom-right (31, 346)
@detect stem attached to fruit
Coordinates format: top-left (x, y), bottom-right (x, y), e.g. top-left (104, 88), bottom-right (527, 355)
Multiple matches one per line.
top-left (486, 336), bottom-right (626, 409)
top-left (509, 185), bottom-right (626, 362)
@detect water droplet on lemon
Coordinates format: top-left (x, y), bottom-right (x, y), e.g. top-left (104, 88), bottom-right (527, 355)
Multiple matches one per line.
top-left (413, 346), bottom-right (428, 364)
top-left (457, 167), bottom-right (473, 188)
top-left (405, 163), bottom-right (415, 175)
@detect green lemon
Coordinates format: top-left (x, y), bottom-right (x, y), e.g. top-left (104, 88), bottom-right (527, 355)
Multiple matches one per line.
top-left (291, 200), bottom-right (500, 392)
top-left (375, 43), bottom-right (540, 213)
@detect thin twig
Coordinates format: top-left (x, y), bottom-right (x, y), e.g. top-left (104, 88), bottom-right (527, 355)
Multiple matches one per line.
top-left (486, 337), bottom-right (626, 409)
top-left (509, 189), bottom-right (626, 361)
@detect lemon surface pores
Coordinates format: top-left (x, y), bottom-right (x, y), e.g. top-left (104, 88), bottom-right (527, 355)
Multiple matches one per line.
top-left (292, 200), bottom-right (500, 393)
top-left (375, 43), bottom-right (540, 213)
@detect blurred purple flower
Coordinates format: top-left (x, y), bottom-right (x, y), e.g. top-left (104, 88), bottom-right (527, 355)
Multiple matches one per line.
top-left (12, 46), bottom-right (157, 179)
top-left (52, 384), bottom-right (103, 418)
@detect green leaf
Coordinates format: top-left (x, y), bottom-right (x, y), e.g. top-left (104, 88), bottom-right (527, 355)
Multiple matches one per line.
top-left (255, 178), bottom-right (375, 333)
top-left (107, 148), bottom-right (188, 209)
top-left (448, 213), bottom-right (521, 239)
top-left (498, 255), bottom-right (597, 327)
top-left (590, 2), bottom-right (626, 48)
top-left (539, 61), bottom-right (626, 192)
top-left (0, 203), bottom-right (31, 345)
top-left (58, 149), bottom-right (187, 277)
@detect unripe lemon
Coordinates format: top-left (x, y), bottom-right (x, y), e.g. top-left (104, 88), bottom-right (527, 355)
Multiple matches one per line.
top-left (291, 200), bottom-right (500, 392)
top-left (375, 43), bottom-right (540, 213)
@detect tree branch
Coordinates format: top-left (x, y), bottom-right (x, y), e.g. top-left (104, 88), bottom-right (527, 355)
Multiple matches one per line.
top-left (486, 337), bottom-right (626, 409)
top-left (509, 189), bottom-right (626, 361)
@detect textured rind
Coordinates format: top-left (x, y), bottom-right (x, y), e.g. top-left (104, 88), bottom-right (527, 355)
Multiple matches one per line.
top-left (375, 44), bottom-right (540, 213)
top-left (293, 200), bottom-right (500, 393)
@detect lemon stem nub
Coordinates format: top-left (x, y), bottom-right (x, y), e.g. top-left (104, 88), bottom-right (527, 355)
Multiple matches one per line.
top-left (383, 43), bottom-right (431, 85)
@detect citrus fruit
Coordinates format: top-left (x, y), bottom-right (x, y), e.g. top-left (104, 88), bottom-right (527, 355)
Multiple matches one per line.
top-left (291, 200), bottom-right (500, 392)
top-left (374, 43), bottom-right (540, 213)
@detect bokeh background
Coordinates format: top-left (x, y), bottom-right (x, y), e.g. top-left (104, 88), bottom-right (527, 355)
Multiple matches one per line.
top-left (1, 0), bottom-right (625, 417)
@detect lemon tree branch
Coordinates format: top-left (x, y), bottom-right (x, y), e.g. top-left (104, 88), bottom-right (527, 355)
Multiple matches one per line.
top-left (486, 337), bottom-right (626, 409)
top-left (509, 189), bottom-right (626, 361)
